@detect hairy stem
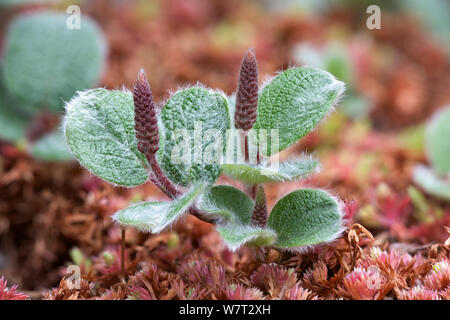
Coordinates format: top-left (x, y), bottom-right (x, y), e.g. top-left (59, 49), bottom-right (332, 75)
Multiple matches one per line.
top-left (148, 172), bottom-right (167, 195)
top-left (244, 134), bottom-right (250, 163)
top-left (148, 155), bottom-right (216, 224)
top-left (147, 154), bottom-right (181, 198)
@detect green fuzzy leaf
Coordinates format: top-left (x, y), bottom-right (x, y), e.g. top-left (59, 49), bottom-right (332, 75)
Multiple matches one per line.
top-left (217, 223), bottom-right (277, 251)
top-left (426, 107), bottom-right (450, 176)
top-left (2, 11), bottom-right (106, 111)
top-left (253, 67), bottom-right (344, 156)
top-left (30, 128), bottom-right (74, 161)
top-left (0, 97), bottom-right (27, 143)
top-left (221, 157), bottom-right (319, 183)
top-left (413, 165), bottom-right (450, 201)
top-left (64, 88), bottom-right (149, 187)
top-left (268, 189), bottom-right (342, 248)
top-left (112, 183), bottom-right (206, 233)
top-left (197, 185), bottom-right (254, 223)
top-left (197, 185), bottom-right (276, 250)
top-left (157, 87), bottom-right (230, 186)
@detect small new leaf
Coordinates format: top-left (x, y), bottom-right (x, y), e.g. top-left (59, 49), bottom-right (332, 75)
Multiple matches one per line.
top-left (217, 223), bottom-right (276, 251)
top-left (267, 189), bottom-right (342, 249)
top-left (198, 185), bottom-right (276, 250)
top-left (254, 67), bottom-right (344, 155)
top-left (221, 157), bottom-right (319, 183)
top-left (197, 185), bottom-right (254, 224)
top-left (113, 183), bottom-right (206, 233)
top-left (64, 88), bottom-right (149, 187)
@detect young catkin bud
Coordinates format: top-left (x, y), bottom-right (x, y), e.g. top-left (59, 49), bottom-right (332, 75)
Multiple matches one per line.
top-left (234, 48), bottom-right (258, 131)
top-left (252, 185), bottom-right (268, 228)
top-left (133, 69), bottom-right (159, 156)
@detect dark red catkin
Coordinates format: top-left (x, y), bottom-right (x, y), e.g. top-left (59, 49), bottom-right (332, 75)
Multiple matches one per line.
top-left (235, 48), bottom-right (259, 164)
top-left (133, 69), bottom-right (180, 198)
top-left (252, 185), bottom-right (268, 228)
top-left (134, 69), bottom-right (159, 156)
top-left (234, 48), bottom-right (258, 132)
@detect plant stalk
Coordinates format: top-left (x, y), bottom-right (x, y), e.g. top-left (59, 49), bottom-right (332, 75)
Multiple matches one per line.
top-left (147, 156), bottom-right (217, 225)
top-left (147, 154), bottom-right (181, 198)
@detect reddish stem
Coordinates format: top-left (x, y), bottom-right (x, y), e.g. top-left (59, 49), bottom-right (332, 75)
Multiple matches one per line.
top-left (244, 134), bottom-right (249, 163)
top-left (147, 154), bottom-right (181, 199)
top-left (146, 156), bottom-right (217, 224)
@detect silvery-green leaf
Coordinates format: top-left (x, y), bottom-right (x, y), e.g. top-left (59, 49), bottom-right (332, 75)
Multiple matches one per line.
top-left (253, 67), bottom-right (344, 156)
top-left (426, 107), bottom-right (450, 176)
top-left (221, 157), bottom-right (319, 183)
top-left (2, 11), bottom-right (106, 111)
top-left (217, 223), bottom-right (277, 251)
top-left (30, 128), bottom-right (74, 161)
top-left (197, 185), bottom-right (254, 224)
top-left (113, 183), bottom-right (206, 233)
top-left (64, 88), bottom-right (148, 187)
top-left (157, 87), bottom-right (230, 186)
top-left (268, 189), bottom-right (343, 248)
top-left (413, 165), bottom-right (450, 201)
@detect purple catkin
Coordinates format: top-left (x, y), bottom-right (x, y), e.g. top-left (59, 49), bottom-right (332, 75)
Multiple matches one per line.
top-left (252, 186), bottom-right (268, 228)
top-left (234, 48), bottom-right (258, 131)
top-left (133, 69), bottom-right (159, 156)
top-left (133, 69), bottom-right (181, 198)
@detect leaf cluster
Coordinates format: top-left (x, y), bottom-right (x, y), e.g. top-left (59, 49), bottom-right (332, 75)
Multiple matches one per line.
top-left (64, 50), bottom-right (346, 251)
